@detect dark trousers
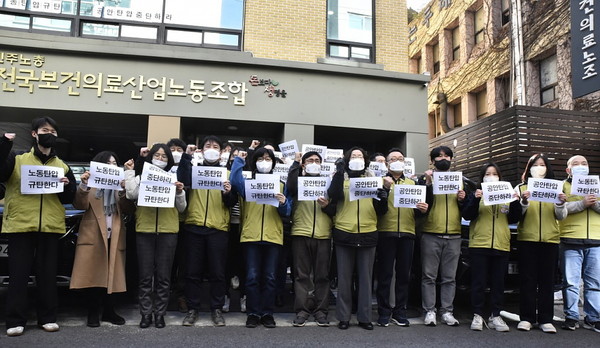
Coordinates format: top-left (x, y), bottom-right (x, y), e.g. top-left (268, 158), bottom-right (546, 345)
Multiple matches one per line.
top-left (184, 228), bottom-right (229, 310)
top-left (170, 222), bottom-right (187, 300)
top-left (470, 249), bottom-right (509, 317)
top-left (519, 241), bottom-right (558, 324)
top-left (136, 233), bottom-right (178, 316)
top-left (276, 233), bottom-right (293, 297)
top-left (292, 236), bottom-right (331, 318)
top-left (244, 242), bottom-right (281, 316)
top-left (335, 244), bottom-right (376, 323)
top-left (226, 223), bottom-right (246, 295)
top-left (376, 236), bottom-right (415, 318)
top-left (6, 232), bottom-right (59, 328)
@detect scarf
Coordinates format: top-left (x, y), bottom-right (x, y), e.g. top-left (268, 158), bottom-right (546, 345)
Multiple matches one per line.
top-left (95, 188), bottom-right (117, 216)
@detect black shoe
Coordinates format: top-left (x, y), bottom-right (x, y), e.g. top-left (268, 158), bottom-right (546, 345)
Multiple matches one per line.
top-left (139, 314), bottom-right (152, 328)
top-left (246, 314), bottom-right (260, 328)
top-left (101, 310), bottom-right (125, 325)
top-left (338, 321), bottom-right (350, 330)
top-left (211, 309), bottom-right (226, 327)
top-left (359, 322), bottom-right (374, 330)
top-left (562, 318), bottom-right (579, 331)
top-left (87, 312), bottom-right (100, 328)
top-left (261, 314), bottom-right (276, 328)
top-left (154, 314), bottom-right (166, 328)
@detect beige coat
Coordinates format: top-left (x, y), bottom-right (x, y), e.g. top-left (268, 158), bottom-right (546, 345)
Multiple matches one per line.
top-left (70, 186), bottom-right (130, 293)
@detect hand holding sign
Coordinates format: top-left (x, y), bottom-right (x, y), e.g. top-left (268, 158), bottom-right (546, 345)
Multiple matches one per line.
top-left (80, 171), bottom-right (90, 185)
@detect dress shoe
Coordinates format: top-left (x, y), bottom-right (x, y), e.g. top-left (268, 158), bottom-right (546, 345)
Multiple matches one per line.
top-left (102, 310), bottom-right (125, 325)
top-left (358, 322), bottom-right (374, 330)
top-left (155, 314), bottom-right (166, 328)
top-left (139, 314), bottom-right (152, 328)
top-left (338, 321), bottom-right (350, 330)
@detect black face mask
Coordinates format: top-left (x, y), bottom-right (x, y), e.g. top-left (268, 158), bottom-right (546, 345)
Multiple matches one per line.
top-left (37, 133), bottom-right (57, 148)
top-left (434, 159), bottom-right (451, 171)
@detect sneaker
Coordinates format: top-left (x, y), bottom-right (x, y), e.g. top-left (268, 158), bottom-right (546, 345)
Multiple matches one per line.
top-left (583, 317), bottom-right (600, 333)
top-left (539, 323), bottom-right (557, 333)
top-left (562, 318), bottom-right (579, 331)
top-left (377, 316), bottom-right (390, 327)
top-left (517, 320), bottom-right (532, 331)
top-left (261, 314), bottom-right (276, 328)
top-left (424, 310), bottom-right (437, 326)
top-left (471, 314), bottom-right (484, 331)
top-left (40, 323), bottom-right (60, 332)
top-left (182, 309), bottom-right (198, 326)
top-left (246, 314), bottom-right (260, 328)
top-left (231, 276), bottom-right (240, 290)
top-left (293, 315), bottom-right (307, 327)
top-left (240, 295), bottom-right (247, 313)
top-left (211, 309), bottom-right (226, 327)
top-left (315, 315), bottom-right (330, 327)
top-left (222, 296), bottom-right (230, 313)
top-left (488, 316), bottom-right (509, 332)
top-left (390, 314), bottom-right (410, 327)
top-left (441, 312), bottom-right (459, 326)
top-left (7, 326), bottom-right (24, 337)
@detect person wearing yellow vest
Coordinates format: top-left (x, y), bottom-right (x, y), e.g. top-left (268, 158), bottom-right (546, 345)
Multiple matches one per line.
top-left (376, 148), bottom-right (428, 328)
top-left (177, 136), bottom-right (236, 327)
top-left (462, 163), bottom-right (521, 332)
top-left (554, 155), bottom-right (600, 333)
top-left (124, 144), bottom-right (186, 329)
top-left (286, 151), bottom-right (334, 327)
top-left (420, 146), bottom-right (466, 328)
top-left (0, 117), bottom-right (76, 337)
top-left (328, 147), bottom-right (388, 331)
top-left (230, 147), bottom-right (291, 329)
top-left (515, 153), bottom-right (561, 333)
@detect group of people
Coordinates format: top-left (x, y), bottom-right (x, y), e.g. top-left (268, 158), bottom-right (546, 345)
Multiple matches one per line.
top-left (1, 117), bottom-right (599, 338)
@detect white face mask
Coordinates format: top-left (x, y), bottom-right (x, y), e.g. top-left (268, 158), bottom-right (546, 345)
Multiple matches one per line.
top-left (221, 152), bottom-right (230, 161)
top-left (171, 151), bottom-right (182, 164)
top-left (348, 158), bottom-right (365, 171)
top-left (152, 159), bottom-right (168, 169)
top-left (256, 160), bottom-right (273, 173)
top-left (530, 166), bottom-right (547, 179)
top-left (389, 161), bottom-right (405, 172)
top-left (571, 165), bottom-right (589, 177)
top-left (304, 163), bottom-right (321, 175)
top-left (483, 175), bottom-right (499, 183)
top-left (203, 149), bottom-right (221, 163)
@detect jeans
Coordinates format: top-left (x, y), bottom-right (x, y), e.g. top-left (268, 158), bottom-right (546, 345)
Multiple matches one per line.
top-left (244, 242), bottom-right (281, 316)
top-left (376, 236), bottom-right (414, 318)
top-left (561, 243), bottom-right (600, 322)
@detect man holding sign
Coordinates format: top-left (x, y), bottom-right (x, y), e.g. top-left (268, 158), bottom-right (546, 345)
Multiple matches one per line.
top-left (0, 117), bottom-right (76, 337)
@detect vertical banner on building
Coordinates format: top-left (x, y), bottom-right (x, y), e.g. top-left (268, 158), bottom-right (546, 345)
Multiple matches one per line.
top-left (571, 0), bottom-right (599, 98)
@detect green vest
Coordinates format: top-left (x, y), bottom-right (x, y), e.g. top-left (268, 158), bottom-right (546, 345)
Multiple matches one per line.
top-left (240, 182), bottom-right (285, 245)
top-left (422, 192), bottom-right (462, 235)
top-left (559, 181), bottom-right (600, 240)
top-left (291, 200), bottom-right (332, 239)
top-left (377, 177), bottom-right (417, 234)
top-left (469, 200), bottom-right (511, 252)
top-left (333, 180), bottom-right (378, 233)
top-left (135, 206), bottom-right (180, 233)
top-left (185, 188), bottom-right (230, 232)
top-left (516, 184), bottom-right (560, 243)
top-left (2, 148), bottom-right (68, 234)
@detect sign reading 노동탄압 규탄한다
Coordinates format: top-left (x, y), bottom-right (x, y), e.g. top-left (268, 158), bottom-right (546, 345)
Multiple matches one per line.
top-left (245, 175), bottom-right (280, 207)
top-left (20, 165), bottom-right (64, 194)
top-left (433, 172), bottom-right (462, 195)
top-left (88, 161), bottom-right (124, 191)
top-left (191, 166), bottom-right (227, 190)
top-left (570, 175), bottom-right (600, 197)
top-left (138, 162), bottom-right (177, 208)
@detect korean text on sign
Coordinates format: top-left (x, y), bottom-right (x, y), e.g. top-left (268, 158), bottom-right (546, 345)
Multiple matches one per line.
top-left (393, 184), bottom-right (425, 208)
top-left (88, 161), bottom-right (124, 191)
top-left (20, 165), bottom-right (64, 194)
top-left (433, 172), bottom-right (462, 195)
top-left (191, 166), bottom-right (227, 190)
top-left (325, 149), bottom-right (344, 163)
top-left (298, 176), bottom-right (331, 201)
top-left (349, 177), bottom-right (382, 202)
top-left (272, 163), bottom-right (291, 183)
top-left (570, 175), bottom-right (600, 197)
top-left (403, 157), bottom-right (416, 177)
top-left (481, 181), bottom-right (516, 206)
top-left (527, 178), bottom-right (564, 204)
top-left (301, 144), bottom-right (327, 158)
top-left (245, 176), bottom-right (280, 207)
top-left (138, 162), bottom-right (177, 208)
top-left (369, 162), bottom-right (387, 177)
top-left (278, 140), bottom-right (298, 159)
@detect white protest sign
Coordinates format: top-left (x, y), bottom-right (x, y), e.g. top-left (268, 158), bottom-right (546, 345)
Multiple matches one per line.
top-left (393, 184), bottom-right (426, 208)
top-left (272, 163), bottom-right (291, 183)
top-left (278, 140), bottom-right (298, 159)
top-left (192, 152), bottom-right (204, 166)
top-left (88, 161), bottom-right (124, 191)
top-left (20, 165), bottom-right (64, 194)
top-left (320, 162), bottom-right (335, 177)
top-left (481, 181), bottom-right (516, 206)
top-left (242, 171), bottom-right (252, 179)
top-left (403, 157), bottom-right (416, 177)
top-left (369, 162), bottom-right (387, 177)
top-left (191, 166), bottom-right (227, 190)
top-left (527, 178), bottom-right (564, 204)
top-left (433, 172), bottom-right (462, 195)
top-left (138, 162), bottom-right (177, 208)
top-left (245, 177), bottom-right (280, 207)
top-left (325, 149), bottom-right (344, 163)
top-left (571, 175), bottom-right (600, 197)
top-left (349, 177), bottom-right (382, 201)
top-left (301, 144), bottom-right (327, 158)
top-left (298, 176), bottom-right (330, 201)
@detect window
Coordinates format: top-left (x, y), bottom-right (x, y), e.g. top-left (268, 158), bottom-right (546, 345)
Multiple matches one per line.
top-left (452, 27), bottom-right (460, 61)
top-left (327, 0), bottom-right (374, 62)
top-left (432, 42), bottom-right (440, 74)
top-left (453, 103), bottom-right (462, 127)
top-left (476, 89), bottom-right (488, 119)
top-left (430, 112), bottom-right (441, 138)
top-left (474, 7), bottom-right (484, 44)
top-left (540, 55), bottom-right (558, 104)
top-left (501, 0), bottom-right (510, 26)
